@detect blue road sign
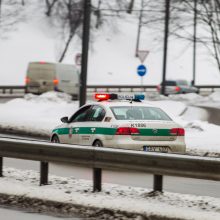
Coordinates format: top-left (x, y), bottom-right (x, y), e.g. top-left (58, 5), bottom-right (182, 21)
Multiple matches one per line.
top-left (137, 65), bottom-right (147, 77)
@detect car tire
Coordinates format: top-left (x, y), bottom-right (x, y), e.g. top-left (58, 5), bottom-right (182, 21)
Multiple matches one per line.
top-left (51, 135), bottom-right (60, 143)
top-left (93, 140), bottom-right (103, 147)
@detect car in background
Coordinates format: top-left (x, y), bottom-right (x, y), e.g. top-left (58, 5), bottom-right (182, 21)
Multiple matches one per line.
top-left (51, 93), bottom-right (186, 154)
top-left (25, 61), bottom-right (79, 99)
top-left (157, 80), bottom-right (198, 95)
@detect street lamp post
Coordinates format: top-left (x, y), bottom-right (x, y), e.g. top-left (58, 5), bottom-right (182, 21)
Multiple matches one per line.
top-left (80, 0), bottom-right (91, 107)
top-left (161, 0), bottom-right (170, 95)
top-left (192, 0), bottom-right (197, 86)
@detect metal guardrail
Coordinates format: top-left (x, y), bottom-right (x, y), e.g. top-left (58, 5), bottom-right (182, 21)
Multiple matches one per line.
top-left (87, 85), bottom-right (157, 93)
top-left (0, 86), bottom-right (26, 94)
top-left (0, 137), bottom-right (219, 192)
top-left (1, 85), bottom-right (220, 95)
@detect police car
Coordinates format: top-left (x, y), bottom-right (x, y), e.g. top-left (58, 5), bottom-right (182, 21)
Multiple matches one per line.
top-left (51, 94), bottom-right (186, 153)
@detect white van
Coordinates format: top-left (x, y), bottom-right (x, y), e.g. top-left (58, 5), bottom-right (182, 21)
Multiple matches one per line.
top-left (25, 62), bottom-right (79, 99)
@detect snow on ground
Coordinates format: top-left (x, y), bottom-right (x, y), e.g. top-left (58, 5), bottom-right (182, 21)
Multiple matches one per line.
top-left (0, 92), bottom-right (78, 136)
top-left (1, 91), bottom-right (220, 154)
top-left (0, 167), bottom-right (219, 220)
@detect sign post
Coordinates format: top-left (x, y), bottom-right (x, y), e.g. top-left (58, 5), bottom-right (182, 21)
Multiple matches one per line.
top-left (137, 64), bottom-right (147, 92)
top-left (136, 50), bottom-right (149, 93)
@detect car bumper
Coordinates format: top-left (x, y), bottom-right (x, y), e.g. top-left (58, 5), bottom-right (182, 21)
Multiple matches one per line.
top-left (102, 136), bottom-right (186, 154)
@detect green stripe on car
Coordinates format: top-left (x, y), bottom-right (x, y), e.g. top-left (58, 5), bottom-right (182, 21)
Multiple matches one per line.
top-left (53, 127), bottom-right (173, 136)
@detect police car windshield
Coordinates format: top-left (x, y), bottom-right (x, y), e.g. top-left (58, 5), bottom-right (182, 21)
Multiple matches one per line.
top-left (110, 106), bottom-right (172, 121)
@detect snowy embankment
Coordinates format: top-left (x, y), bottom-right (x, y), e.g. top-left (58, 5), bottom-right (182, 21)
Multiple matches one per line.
top-left (0, 167), bottom-right (219, 220)
top-left (0, 92), bottom-right (220, 155)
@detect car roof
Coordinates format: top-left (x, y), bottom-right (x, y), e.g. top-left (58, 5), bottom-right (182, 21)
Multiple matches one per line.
top-left (89, 100), bottom-right (155, 108)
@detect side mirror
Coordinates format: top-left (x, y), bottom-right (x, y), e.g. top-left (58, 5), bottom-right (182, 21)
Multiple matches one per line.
top-left (61, 116), bottom-right (69, 123)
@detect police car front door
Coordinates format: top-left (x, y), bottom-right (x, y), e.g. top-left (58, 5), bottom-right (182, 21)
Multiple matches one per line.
top-left (78, 105), bottom-right (106, 146)
top-left (67, 105), bottom-right (92, 145)
top-left (67, 123), bottom-right (80, 144)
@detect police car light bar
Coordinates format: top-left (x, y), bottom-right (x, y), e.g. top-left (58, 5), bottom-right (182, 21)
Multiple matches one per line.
top-left (94, 93), bottom-right (145, 101)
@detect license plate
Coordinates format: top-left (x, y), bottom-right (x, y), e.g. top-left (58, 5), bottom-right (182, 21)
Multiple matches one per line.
top-left (143, 146), bottom-right (169, 153)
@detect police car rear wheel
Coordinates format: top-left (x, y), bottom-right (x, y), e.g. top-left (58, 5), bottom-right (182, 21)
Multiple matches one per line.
top-left (51, 135), bottom-right (60, 143)
top-left (93, 140), bottom-right (103, 147)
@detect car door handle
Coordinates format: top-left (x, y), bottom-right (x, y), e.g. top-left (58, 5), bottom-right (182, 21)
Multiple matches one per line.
top-left (91, 128), bottom-right (96, 133)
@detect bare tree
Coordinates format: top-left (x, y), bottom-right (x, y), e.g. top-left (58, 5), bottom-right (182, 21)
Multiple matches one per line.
top-left (171, 0), bottom-right (220, 73)
top-left (45, 0), bottom-right (58, 16)
top-left (93, 0), bottom-right (102, 29)
top-left (0, 0), bottom-right (2, 18)
top-left (52, 0), bottom-right (84, 62)
top-left (48, 0), bottom-right (128, 62)
top-left (92, 0), bottom-right (128, 29)
top-left (197, 0), bottom-right (220, 71)
top-left (127, 0), bottom-right (135, 14)
top-left (138, 0), bottom-right (220, 73)
top-left (0, 0), bottom-right (23, 38)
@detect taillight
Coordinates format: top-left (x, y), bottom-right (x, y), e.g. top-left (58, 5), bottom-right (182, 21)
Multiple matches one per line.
top-left (116, 127), bottom-right (140, 135)
top-left (175, 86), bottom-right (180, 92)
top-left (156, 85), bottom-right (161, 91)
top-left (25, 77), bottom-right (30, 84)
top-left (170, 128), bottom-right (185, 136)
top-left (53, 79), bottom-right (59, 85)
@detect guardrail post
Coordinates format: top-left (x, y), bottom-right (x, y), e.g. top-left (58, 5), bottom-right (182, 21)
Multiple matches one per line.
top-left (0, 157), bottom-right (3, 177)
top-left (153, 174), bottom-right (163, 192)
top-left (40, 161), bottom-right (49, 185)
top-left (93, 168), bottom-right (102, 192)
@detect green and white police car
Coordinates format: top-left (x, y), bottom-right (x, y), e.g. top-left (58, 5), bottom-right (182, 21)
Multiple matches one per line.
top-left (51, 94), bottom-right (186, 153)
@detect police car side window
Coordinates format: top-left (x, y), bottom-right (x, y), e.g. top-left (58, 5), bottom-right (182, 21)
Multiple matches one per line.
top-left (69, 105), bottom-right (92, 123)
top-left (88, 105), bottom-right (105, 122)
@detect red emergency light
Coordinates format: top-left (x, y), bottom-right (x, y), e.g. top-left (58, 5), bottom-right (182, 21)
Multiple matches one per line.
top-left (95, 94), bottom-right (110, 101)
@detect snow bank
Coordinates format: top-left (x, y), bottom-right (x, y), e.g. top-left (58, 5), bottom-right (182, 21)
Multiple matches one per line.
top-left (208, 92), bottom-right (220, 102)
top-left (0, 167), bottom-right (219, 220)
top-left (24, 92), bottom-right (73, 103)
top-left (146, 100), bottom-right (187, 117)
top-left (169, 93), bottom-right (203, 102)
top-left (0, 92), bottom-right (78, 136)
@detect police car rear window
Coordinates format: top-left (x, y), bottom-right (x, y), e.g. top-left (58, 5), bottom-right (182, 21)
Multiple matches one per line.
top-left (162, 81), bottom-right (176, 86)
top-left (110, 106), bottom-right (172, 121)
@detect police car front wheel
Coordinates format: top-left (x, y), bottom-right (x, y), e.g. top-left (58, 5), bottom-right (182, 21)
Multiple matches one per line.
top-left (93, 140), bottom-right (103, 147)
top-left (51, 135), bottom-right (60, 143)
